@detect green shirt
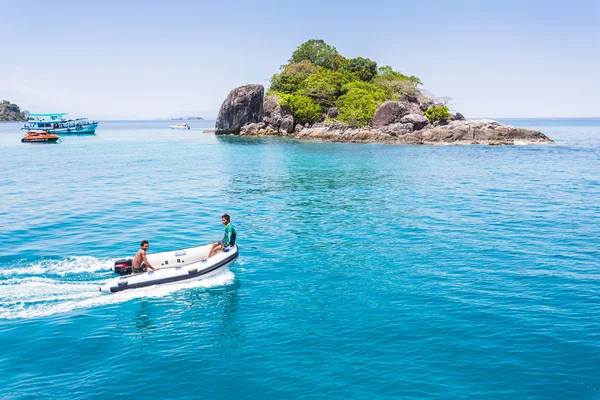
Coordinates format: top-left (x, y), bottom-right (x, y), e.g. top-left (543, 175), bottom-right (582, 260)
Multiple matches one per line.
top-left (223, 223), bottom-right (236, 247)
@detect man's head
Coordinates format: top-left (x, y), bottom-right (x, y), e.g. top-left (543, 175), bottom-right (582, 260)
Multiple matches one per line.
top-left (140, 240), bottom-right (149, 250)
top-left (221, 214), bottom-right (230, 225)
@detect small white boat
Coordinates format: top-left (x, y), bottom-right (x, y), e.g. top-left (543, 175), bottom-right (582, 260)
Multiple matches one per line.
top-left (169, 123), bottom-right (190, 130)
top-left (99, 244), bottom-right (238, 293)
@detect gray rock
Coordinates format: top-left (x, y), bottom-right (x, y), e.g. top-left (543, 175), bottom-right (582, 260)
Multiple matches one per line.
top-left (372, 101), bottom-right (407, 127)
top-left (216, 84), bottom-right (264, 134)
top-left (240, 122), bottom-right (266, 136)
top-left (453, 112), bottom-right (466, 121)
top-left (383, 122), bottom-right (413, 137)
top-left (419, 99), bottom-right (434, 112)
top-left (280, 115), bottom-right (295, 134)
top-left (400, 114), bottom-right (429, 130)
top-left (263, 96), bottom-right (278, 117)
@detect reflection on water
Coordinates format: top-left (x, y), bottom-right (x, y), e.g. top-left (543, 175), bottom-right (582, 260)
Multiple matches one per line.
top-left (133, 301), bottom-right (156, 337)
top-left (215, 134), bottom-right (293, 146)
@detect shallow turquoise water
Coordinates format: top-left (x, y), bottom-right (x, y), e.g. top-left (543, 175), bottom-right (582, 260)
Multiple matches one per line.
top-left (0, 119), bottom-right (598, 399)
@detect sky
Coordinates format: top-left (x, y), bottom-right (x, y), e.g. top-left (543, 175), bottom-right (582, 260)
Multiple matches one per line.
top-left (1, 0), bottom-right (599, 119)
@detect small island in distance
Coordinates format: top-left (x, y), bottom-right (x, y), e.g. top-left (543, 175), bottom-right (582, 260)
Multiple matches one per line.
top-left (170, 116), bottom-right (204, 120)
top-left (0, 100), bottom-right (29, 122)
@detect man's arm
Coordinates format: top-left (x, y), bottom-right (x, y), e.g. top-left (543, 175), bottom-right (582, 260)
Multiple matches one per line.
top-left (142, 252), bottom-right (158, 271)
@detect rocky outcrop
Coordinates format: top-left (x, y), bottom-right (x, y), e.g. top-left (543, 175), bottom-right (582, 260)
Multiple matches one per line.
top-left (215, 84), bottom-right (264, 134)
top-left (240, 118), bottom-right (552, 145)
top-left (219, 85), bottom-right (553, 145)
top-left (419, 120), bottom-right (551, 145)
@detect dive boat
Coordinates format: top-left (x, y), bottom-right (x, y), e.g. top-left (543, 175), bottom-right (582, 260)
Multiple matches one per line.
top-left (169, 123), bottom-right (191, 130)
top-left (21, 130), bottom-right (60, 143)
top-left (23, 113), bottom-right (98, 134)
top-left (99, 244), bottom-right (239, 293)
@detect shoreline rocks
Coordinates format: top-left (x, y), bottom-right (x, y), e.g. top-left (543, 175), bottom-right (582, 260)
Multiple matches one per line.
top-left (216, 85), bottom-right (554, 145)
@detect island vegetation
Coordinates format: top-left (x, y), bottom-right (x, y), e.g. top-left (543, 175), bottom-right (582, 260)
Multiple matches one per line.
top-left (0, 100), bottom-right (28, 122)
top-left (267, 39), bottom-right (449, 126)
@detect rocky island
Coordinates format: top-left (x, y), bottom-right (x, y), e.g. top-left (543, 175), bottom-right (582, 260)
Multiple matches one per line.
top-left (0, 100), bottom-right (28, 122)
top-left (215, 40), bottom-right (552, 145)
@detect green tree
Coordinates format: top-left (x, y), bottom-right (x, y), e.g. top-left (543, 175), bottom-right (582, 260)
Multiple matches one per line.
top-left (337, 88), bottom-right (378, 127)
top-left (289, 39), bottom-right (339, 70)
top-left (300, 69), bottom-right (346, 109)
top-left (343, 57), bottom-right (378, 82)
top-left (269, 60), bottom-right (321, 94)
top-left (279, 93), bottom-right (322, 124)
top-left (341, 81), bottom-right (389, 103)
top-left (425, 105), bottom-right (453, 123)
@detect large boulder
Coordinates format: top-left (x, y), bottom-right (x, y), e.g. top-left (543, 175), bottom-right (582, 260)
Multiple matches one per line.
top-left (372, 101), bottom-right (407, 127)
top-left (215, 84), bottom-right (264, 134)
top-left (400, 114), bottom-right (429, 130)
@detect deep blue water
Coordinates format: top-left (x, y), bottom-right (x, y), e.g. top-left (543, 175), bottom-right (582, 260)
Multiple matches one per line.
top-left (0, 118), bottom-right (598, 399)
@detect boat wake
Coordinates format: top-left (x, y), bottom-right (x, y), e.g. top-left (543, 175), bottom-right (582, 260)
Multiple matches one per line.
top-left (0, 257), bottom-right (235, 320)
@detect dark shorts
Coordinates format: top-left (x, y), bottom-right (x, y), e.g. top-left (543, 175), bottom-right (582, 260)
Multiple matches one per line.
top-left (133, 263), bottom-right (148, 273)
top-left (217, 240), bottom-right (224, 246)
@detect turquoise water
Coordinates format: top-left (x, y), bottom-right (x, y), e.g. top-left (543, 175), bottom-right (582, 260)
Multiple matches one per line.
top-left (0, 119), bottom-right (598, 399)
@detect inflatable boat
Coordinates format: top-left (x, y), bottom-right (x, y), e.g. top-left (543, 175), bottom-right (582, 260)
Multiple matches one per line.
top-left (99, 244), bottom-right (238, 293)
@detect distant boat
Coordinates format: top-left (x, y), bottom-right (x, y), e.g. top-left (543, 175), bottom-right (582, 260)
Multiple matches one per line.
top-left (23, 113), bottom-right (98, 134)
top-left (169, 123), bottom-right (190, 130)
top-left (21, 130), bottom-right (60, 143)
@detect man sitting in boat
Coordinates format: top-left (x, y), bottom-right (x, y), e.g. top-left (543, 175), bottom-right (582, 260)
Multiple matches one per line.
top-left (207, 214), bottom-right (236, 258)
top-left (133, 240), bottom-right (160, 273)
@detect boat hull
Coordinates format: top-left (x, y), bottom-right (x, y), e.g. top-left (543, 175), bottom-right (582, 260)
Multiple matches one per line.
top-left (100, 244), bottom-right (238, 293)
top-left (22, 122), bottom-right (98, 134)
top-left (21, 137), bottom-right (60, 143)
top-left (21, 131), bottom-right (60, 143)
top-left (51, 123), bottom-right (98, 134)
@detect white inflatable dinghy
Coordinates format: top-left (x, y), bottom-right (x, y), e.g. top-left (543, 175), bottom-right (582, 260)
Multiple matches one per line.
top-left (99, 244), bottom-right (238, 293)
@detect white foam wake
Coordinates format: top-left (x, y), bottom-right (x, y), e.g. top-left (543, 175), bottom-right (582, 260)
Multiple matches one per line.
top-left (0, 256), bottom-right (113, 277)
top-left (0, 267), bottom-right (235, 320)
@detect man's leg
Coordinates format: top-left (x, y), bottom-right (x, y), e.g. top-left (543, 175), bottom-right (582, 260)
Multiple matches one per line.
top-left (208, 243), bottom-right (224, 258)
top-left (208, 242), bottom-right (219, 258)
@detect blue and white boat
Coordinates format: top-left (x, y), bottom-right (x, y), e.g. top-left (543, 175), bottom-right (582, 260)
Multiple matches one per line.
top-left (23, 113), bottom-right (99, 134)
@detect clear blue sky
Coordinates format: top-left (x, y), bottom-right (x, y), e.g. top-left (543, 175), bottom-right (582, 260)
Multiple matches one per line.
top-left (1, 0), bottom-right (598, 119)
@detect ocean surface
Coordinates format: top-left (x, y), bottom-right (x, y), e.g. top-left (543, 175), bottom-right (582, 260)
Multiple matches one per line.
top-left (0, 118), bottom-right (598, 399)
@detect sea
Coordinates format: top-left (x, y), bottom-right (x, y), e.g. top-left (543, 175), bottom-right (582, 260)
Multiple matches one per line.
top-left (0, 118), bottom-right (598, 399)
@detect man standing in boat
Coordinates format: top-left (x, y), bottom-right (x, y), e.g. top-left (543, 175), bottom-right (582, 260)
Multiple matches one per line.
top-left (208, 214), bottom-right (236, 258)
top-left (133, 240), bottom-right (160, 273)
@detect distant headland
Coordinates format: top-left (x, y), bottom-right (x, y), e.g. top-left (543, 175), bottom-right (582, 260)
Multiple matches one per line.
top-left (170, 116), bottom-right (204, 120)
top-left (215, 40), bottom-right (552, 145)
top-left (0, 100), bottom-right (28, 122)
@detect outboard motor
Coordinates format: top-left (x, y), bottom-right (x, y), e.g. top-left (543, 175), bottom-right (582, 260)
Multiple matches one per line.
top-left (113, 259), bottom-right (133, 276)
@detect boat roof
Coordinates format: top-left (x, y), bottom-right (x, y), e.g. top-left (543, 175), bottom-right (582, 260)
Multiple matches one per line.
top-left (29, 113), bottom-right (68, 117)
